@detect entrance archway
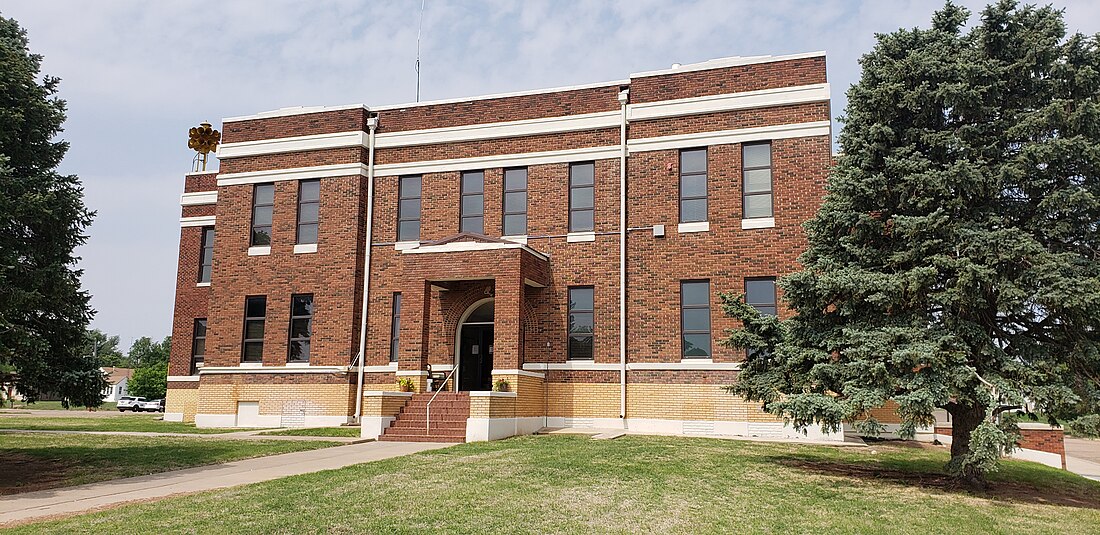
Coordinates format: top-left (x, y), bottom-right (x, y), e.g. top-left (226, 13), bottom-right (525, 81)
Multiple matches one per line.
top-left (455, 298), bottom-right (494, 391)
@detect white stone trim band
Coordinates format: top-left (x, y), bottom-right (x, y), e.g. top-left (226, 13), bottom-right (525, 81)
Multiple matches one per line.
top-left (180, 215), bottom-right (216, 227)
top-left (167, 376), bottom-right (200, 382)
top-left (216, 163), bottom-right (368, 186)
top-left (180, 191), bottom-right (218, 206)
top-left (198, 366), bottom-right (348, 375)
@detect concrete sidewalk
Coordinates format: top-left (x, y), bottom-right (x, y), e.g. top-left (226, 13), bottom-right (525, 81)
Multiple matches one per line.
top-left (1065, 437), bottom-right (1100, 481)
top-left (0, 440), bottom-right (451, 526)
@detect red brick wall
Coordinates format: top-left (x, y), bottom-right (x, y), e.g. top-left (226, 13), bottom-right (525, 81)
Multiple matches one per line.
top-left (630, 56), bottom-right (827, 103)
top-left (222, 108), bottom-right (368, 144)
top-left (375, 128), bottom-right (619, 165)
top-left (220, 147), bottom-right (364, 174)
top-left (168, 225), bottom-right (211, 376)
top-left (203, 176), bottom-right (365, 368)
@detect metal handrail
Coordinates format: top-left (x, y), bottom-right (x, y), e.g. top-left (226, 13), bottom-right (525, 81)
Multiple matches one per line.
top-left (425, 366), bottom-right (459, 435)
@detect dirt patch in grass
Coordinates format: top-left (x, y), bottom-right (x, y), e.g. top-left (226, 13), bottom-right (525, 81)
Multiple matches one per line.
top-left (770, 451), bottom-right (1100, 510)
top-left (0, 454), bottom-right (77, 495)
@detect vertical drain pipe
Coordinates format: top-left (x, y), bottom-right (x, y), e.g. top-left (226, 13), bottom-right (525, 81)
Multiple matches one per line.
top-left (617, 88), bottom-right (629, 423)
top-left (354, 113), bottom-right (379, 423)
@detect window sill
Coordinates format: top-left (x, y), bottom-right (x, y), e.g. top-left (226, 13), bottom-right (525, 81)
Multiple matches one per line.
top-left (741, 217), bottom-right (775, 230)
top-left (394, 241), bottom-right (420, 251)
top-left (196, 282), bottom-right (211, 287)
top-left (677, 221), bottom-right (710, 234)
top-left (248, 246), bottom-right (271, 256)
top-left (239, 361), bottom-right (263, 367)
top-left (286, 361), bottom-right (311, 367)
top-left (566, 232), bottom-right (595, 243)
top-left (293, 243), bottom-right (317, 254)
top-left (501, 235), bottom-right (528, 245)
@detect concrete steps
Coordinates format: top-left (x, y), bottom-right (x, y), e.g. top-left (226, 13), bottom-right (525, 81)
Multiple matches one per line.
top-left (379, 392), bottom-right (469, 443)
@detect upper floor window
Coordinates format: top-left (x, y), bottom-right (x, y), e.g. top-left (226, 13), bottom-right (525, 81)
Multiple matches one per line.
top-left (569, 162), bottom-right (595, 232)
top-left (198, 227), bottom-right (214, 283)
top-left (743, 142), bottom-right (773, 219)
top-left (251, 183), bottom-right (275, 246)
top-left (389, 293), bottom-right (402, 363)
top-left (397, 176), bottom-right (422, 242)
top-left (502, 167), bottom-right (528, 236)
top-left (296, 180), bottom-right (320, 245)
top-left (288, 294), bottom-right (313, 363)
top-left (681, 280), bottom-right (711, 358)
top-left (460, 171), bottom-right (484, 234)
top-left (680, 148), bottom-right (707, 223)
top-left (568, 286), bottom-right (594, 360)
top-left (745, 278), bottom-right (777, 316)
top-left (191, 318), bottom-right (206, 375)
top-left (242, 296), bottom-right (266, 363)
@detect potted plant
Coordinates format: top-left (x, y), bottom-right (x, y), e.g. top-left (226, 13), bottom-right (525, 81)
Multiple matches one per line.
top-left (492, 379), bottom-right (510, 392)
top-left (397, 377), bottom-right (415, 392)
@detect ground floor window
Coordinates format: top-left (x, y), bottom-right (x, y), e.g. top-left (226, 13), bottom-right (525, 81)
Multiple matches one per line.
top-left (191, 318), bottom-right (206, 374)
top-left (680, 280), bottom-right (711, 358)
top-left (242, 296), bottom-right (266, 363)
top-left (288, 294), bottom-right (313, 363)
top-left (568, 286), bottom-right (594, 359)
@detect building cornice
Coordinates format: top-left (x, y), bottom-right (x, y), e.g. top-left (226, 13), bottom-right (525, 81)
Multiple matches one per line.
top-left (180, 215), bottom-right (216, 227)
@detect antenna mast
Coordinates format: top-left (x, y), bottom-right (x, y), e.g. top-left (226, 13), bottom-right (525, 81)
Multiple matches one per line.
top-left (415, 0), bottom-right (426, 102)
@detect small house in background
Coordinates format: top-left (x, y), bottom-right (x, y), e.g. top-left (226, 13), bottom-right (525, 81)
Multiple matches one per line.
top-left (101, 367), bottom-right (133, 403)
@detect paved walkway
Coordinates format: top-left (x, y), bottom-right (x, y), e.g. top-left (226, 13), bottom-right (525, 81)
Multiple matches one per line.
top-left (0, 409), bottom-right (135, 418)
top-left (0, 440), bottom-right (451, 526)
top-left (1065, 437), bottom-right (1100, 481)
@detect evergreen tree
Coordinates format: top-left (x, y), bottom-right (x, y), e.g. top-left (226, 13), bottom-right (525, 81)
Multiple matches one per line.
top-left (722, 1), bottom-right (1100, 486)
top-left (0, 14), bottom-right (103, 405)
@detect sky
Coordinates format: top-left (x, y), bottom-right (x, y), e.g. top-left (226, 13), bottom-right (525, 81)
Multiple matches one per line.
top-left (3, 0), bottom-right (1099, 349)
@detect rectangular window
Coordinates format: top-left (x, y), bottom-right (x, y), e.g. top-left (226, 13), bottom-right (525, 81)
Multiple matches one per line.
top-left (742, 142), bottom-right (773, 219)
top-left (198, 227), bottom-right (215, 283)
top-left (296, 180), bottom-right (320, 245)
top-left (745, 278), bottom-right (777, 316)
top-left (460, 171), bottom-right (484, 234)
top-left (191, 318), bottom-right (206, 375)
top-left (502, 167), bottom-right (528, 236)
top-left (568, 286), bottom-right (594, 360)
top-left (680, 148), bottom-right (707, 223)
top-left (681, 280), bottom-right (711, 358)
top-left (287, 294), bottom-right (313, 363)
top-left (242, 296), bottom-right (266, 363)
top-left (568, 162), bottom-right (595, 232)
top-left (389, 293), bottom-right (401, 363)
top-left (397, 176), bottom-right (422, 242)
top-left (251, 183), bottom-right (275, 246)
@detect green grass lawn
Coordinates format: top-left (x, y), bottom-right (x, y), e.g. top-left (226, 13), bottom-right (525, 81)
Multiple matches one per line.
top-left (0, 414), bottom-right (240, 434)
top-left (0, 433), bottom-right (337, 495)
top-left (10, 435), bottom-right (1100, 534)
top-left (3, 400), bottom-right (118, 411)
top-left (259, 426), bottom-right (362, 438)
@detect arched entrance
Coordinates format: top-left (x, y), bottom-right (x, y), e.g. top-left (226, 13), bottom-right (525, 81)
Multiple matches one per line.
top-left (455, 298), bottom-right (494, 391)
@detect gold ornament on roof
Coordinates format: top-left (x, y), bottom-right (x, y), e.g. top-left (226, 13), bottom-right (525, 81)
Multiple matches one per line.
top-left (188, 121), bottom-right (221, 172)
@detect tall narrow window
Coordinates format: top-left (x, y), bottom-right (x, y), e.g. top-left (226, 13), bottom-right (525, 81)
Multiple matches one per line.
top-left (251, 183), bottom-right (275, 246)
top-left (389, 293), bottom-right (402, 363)
top-left (680, 148), bottom-right (707, 223)
top-left (568, 286), bottom-right (594, 360)
top-left (681, 280), bottom-right (711, 358)
top-left (742, 142), bottom-right (773, 219)
top-left (296, 180), bottom-right (320, 245)
top-left (460, 171), bottom-right (484, 234)
top-left (502, 167), bottom-right (528, 236)
top-left (242, 296), bottom-right (266, 363)
top-left (287, 294), bottom-right (313, 363)
top-left (198, 227), bottom-right (215, 283)
top-left (397, 176), bottom-right (421, 242)
top-left (569, 162), bottom-right (595, 232)
top-left (745, 278), bottom-right (777, 316)
top-left (191, 318), bottom-right (206, 375)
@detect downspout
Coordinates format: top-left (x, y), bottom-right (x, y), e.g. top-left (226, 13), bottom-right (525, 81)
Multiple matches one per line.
top-left (618, 88), bottom-right (629, 422)
top-left (354, 113), bottom-right (379, 423)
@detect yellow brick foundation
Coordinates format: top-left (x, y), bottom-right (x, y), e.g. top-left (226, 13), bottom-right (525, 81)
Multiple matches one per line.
top-left (165, 386), bottom-right (199, 422)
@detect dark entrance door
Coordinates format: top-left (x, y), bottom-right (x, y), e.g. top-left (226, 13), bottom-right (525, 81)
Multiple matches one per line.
top-left (458, 324), bottom-right (494, 391)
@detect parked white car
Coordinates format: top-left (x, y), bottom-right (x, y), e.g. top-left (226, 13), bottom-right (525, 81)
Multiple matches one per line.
top-left (138, 399), bottom-right (165, 412)
top-left (117, 396), bottom-right (146, 412)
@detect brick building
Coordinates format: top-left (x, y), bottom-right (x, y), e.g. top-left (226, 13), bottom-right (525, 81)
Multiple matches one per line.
top-left (166, 51), bottom-right (839, 442)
